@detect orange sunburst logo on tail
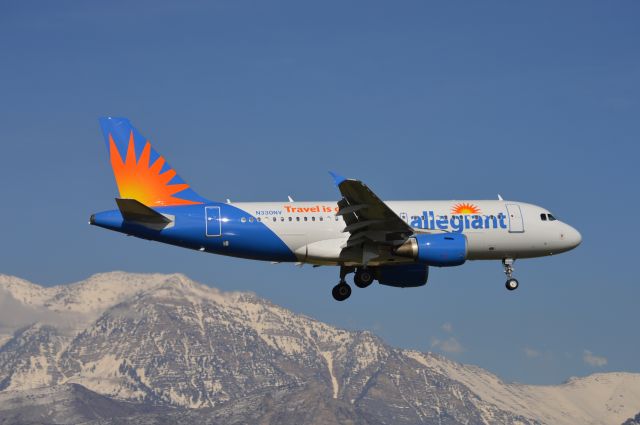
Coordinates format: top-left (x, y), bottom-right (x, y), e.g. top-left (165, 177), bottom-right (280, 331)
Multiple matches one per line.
top-left (451, 203), bottom-right (481, 215)
top-left (109, 131), bottom-right (202, 207)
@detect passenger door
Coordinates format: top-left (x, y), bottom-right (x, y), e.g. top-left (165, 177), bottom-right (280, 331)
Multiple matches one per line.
top-left (505, 204), bottom-right (524, 233)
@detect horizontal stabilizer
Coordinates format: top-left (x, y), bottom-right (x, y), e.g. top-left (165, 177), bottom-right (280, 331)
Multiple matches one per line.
top-left (115, 198), bottom-right (172, 227)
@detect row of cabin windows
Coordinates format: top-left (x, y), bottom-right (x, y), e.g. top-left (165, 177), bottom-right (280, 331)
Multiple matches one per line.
top-left (240, 216), bottom-right (341, 223)
top-left (241, 213), bottom-right (558, 224)
top-left (410, 214), bottom-right (499, 221)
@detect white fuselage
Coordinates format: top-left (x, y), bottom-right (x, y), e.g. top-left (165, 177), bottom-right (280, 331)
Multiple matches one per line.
top-left (232, 200), bottom-right (582, 266)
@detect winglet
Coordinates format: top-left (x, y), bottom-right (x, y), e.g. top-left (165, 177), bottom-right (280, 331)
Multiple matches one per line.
top-left (328, 171), bottom-right (347, 186)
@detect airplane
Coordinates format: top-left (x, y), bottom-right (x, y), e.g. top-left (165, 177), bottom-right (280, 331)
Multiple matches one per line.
top-left (90, 117), bottom-right (582, 301)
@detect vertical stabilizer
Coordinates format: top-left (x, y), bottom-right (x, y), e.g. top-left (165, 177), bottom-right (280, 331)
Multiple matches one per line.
top-left (99, 117), bottom-right (208, 207)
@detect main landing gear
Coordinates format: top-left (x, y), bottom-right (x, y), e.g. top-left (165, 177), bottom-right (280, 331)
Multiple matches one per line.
top-left (332, 266), bottom-right (354, 301)
top-left (503, 258), bottom-right (519, 291)
top-left (332, 282), bottom-right (351, 301)
top-left (354, 268), bottom-right (375, 289)
top-left (332, 266), bottom-right (376, 301)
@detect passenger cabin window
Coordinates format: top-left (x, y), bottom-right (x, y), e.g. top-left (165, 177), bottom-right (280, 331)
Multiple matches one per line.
top-left (540, 213), bottom-right (547, 221)
top-left (241, 217), bottom-right (247, 223)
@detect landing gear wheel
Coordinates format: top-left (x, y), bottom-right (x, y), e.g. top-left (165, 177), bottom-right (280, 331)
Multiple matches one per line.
top-left (502, 258), bottom-right (519, 291)
top-left (354, 269), bottom-right (375, 288)
top-left (332, 282), bottom-right (352, 301)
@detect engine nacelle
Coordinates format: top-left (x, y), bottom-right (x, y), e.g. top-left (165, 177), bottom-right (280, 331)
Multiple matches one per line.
top-left (376, 264), bottom-right (429, 288)
top-left (395, 233), bottom-right (467, 267)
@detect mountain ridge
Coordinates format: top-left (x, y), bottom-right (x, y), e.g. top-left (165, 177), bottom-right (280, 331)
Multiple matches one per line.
top-left (1, 272), bottom-right (638, 425)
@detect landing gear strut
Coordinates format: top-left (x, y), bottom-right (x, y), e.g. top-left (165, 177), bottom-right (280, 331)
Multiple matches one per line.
top-left (503, 258), bottom-right (519, 291)
top-left (332, 266), bottom-right (354, 301)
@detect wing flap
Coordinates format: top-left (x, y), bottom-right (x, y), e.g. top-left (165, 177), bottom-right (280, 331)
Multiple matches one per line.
top-left (336, 204), bottom-right (369, 216)
top-left (330, 173), bottom-right (416, 265)
top-left (332, 175), bottom-right (413, 237)
top-left (342, 219), bottom-right (385, 233)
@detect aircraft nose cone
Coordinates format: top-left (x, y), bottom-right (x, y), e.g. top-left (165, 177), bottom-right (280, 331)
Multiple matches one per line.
top-left (565, 225), bottom-right (582, 249)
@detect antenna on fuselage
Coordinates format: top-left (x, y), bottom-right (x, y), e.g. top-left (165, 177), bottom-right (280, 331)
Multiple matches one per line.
top-left (226, 199), bottom-right (231, 204)
top-left (497, 194), bottom-right (504, 201)
top-left (288, 195), bottom-right (294, 202)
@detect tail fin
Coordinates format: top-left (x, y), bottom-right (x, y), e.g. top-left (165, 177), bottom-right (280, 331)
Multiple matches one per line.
top-left (99, 117), bottom-right (208, 207)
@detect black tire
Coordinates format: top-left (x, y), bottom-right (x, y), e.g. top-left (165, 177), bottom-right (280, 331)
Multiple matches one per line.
top-left (505, 278), bottom-right (519, 291)
top-left (332, 283), bottom-right (352, 301)
top-left (354, 270), bottom-right (374, 289)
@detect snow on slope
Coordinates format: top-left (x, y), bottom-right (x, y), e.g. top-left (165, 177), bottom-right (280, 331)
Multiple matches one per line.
top-left (0, 272), bottom-right (173, 313)
top-left (405, 350), bottom-right (640, 425)
top-left (320, 351), bottom-right (339, 399)
top-left (0, 272), bottom-right (176, 334)
top-left (0, 335), bottom-right (11, 348)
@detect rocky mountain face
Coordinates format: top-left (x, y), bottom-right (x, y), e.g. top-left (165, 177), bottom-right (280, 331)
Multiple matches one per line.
top-left (0, 272), bottom-right (639, 425)
top-left (623, 413), bottom-right (640, 425)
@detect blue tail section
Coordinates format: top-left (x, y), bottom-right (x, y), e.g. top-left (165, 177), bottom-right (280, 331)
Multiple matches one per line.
top-left (92, 117), bottom-right (296, 263)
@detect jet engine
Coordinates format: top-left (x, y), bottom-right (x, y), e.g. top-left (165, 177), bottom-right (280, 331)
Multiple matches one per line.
top-left (395, 233), bottom-right (467, 267)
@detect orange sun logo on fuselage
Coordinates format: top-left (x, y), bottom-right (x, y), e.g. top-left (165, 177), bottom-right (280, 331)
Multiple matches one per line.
top-left (451, 203), bottom-right (481, 215)
top-left (109, 132), bottom-right (202, 207)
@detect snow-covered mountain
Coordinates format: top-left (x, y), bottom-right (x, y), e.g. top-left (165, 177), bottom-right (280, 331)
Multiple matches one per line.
top-left (0, 272), bottom-right (638, 425)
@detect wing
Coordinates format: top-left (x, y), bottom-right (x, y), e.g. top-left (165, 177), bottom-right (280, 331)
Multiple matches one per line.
top-left (329, 172), bottom-right (414, 265)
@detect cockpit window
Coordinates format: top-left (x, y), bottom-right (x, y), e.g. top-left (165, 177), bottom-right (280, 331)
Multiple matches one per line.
top-left (548, 214), bottom-right (557, 221)
top-left (540, 213), bottom-right (547, 221)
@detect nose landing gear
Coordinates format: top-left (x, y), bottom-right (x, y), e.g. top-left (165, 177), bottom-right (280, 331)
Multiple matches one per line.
top-left (506, 278), bottom-right (519, 290)
top-left (503, 258), bottom-right (519, 291)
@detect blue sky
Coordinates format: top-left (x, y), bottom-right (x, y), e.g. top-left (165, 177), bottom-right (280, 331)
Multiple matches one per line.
top-left (0, 1), bottom-right (638, 384)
